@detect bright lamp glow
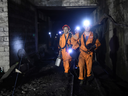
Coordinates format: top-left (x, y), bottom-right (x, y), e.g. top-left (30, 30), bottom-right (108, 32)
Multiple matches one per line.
top-left (76, 26), bottom-right (80, 30)
top-left (13, 39), bottom-right (23, 53)
top-left (68, 49), bottom-right (73, 54)
top-left (49, 32), bottom-right (51, 35)
top-left (83, 20), bottom-right (90, 26)
top-left (59, 31), bottom-right (62, 34)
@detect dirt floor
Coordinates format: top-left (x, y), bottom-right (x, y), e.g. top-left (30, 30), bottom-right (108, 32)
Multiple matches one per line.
top-left (1, 58), bottom-right (127, 96)
top-left (0, 61), bottom-right (73, 96)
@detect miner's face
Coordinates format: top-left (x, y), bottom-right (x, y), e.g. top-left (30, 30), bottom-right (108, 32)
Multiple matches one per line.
top-left (63, 27), bottom-right (69, 34)
top-left (84, 26), bottom-right (90, 32)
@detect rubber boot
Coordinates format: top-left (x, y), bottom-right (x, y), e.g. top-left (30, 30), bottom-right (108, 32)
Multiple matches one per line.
top-left (65, 73), bottom-right (68, 77)
top-left (79, 80), bottom-right (84, 86)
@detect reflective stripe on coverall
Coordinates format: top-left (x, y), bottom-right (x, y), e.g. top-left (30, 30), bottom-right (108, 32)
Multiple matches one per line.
top-left (78, 32), bottom-right (101, 80)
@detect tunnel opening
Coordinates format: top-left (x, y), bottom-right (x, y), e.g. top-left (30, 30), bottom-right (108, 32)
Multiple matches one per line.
top-left (37, 7), bottom-right (96, 58)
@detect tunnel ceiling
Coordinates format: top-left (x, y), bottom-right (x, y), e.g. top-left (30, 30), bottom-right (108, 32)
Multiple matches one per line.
top-left (37, 7), bottom-right (96, 22)
top-left (28, 0), bottom-right (97, 22)
top-left (29, 0), bottom-right (97, 33)
top-left (37, 7), bottom-right (96, 34)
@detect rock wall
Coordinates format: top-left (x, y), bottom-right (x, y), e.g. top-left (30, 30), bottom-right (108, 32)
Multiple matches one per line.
top-left (91, 0), bottom-right (128, 82)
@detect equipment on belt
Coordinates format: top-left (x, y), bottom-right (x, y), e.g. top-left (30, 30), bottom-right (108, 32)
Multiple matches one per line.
top-left (67, 45), bottom-right (73, 54)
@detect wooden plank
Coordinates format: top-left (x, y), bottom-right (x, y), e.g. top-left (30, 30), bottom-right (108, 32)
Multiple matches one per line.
top-left (0, 62), bottom-right (19, 80)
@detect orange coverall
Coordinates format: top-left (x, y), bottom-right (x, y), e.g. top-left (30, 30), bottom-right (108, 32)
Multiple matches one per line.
top-left (59, 33), bottom-right (72, 73)
top-left (71, 33), bottom-right (80, 50)
top-left (71, 33), bottom-right (80, 67)
top-left (78, 32), bottom-right (101, 80)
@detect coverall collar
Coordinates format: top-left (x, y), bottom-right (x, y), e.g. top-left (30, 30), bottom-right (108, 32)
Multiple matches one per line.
top-left (64, 32), bottom-right (69, 39)
top-left (83, 31), bottom-right (93, 37)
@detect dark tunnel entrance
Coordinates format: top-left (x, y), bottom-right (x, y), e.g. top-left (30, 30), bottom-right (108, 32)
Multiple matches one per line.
top-left (37, 7), bottom-right (96, 57)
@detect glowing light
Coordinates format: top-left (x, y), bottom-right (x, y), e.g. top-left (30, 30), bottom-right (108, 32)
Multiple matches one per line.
top-left (59, 31), bottom-right (62, 34)
top-left (83, 20), bottom-right (90, 26)
top-left (76, 26), bottom-right (80, 30)
top-left (68, 48), bottom-right (73, 54)
top-left (49, 32), bottom-right (51, 35)
top-left (13, 39), bottom-right (23, 53)
top-left (48, 32), bottom-right (52, 38)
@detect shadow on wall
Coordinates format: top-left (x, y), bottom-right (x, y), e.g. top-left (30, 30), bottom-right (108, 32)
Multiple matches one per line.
top-left (97, 36), bottom-right (106, 66)
top-left (98, 28), bottom-right (120, 77)
top-left (109, 28), bottom-right (119, 77)
top-left (97, 30), bottom-right (113, 75)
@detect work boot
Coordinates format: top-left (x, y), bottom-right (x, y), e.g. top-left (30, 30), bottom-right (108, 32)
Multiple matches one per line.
top-left (79, 80), bottom-right (84, 86)
top-left (65, 73), bottom-right (68, 77)
top-left (87, 75), bottom-right (94, 82)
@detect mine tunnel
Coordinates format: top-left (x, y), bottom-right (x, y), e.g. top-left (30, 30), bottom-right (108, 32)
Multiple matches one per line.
top-left (0, 0), bottom-right (128, 96)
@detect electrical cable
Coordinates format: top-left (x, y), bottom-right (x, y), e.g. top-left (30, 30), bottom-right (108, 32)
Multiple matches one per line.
top-left (11, 26), bottom-right (28, 96)
top-left (12, 57), bottom-right (22, 96)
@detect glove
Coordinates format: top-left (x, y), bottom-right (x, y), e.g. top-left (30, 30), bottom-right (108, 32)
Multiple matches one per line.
top-left (89, 45), bottom-right (96, 51)
top-left (85, 43), bottom-right (94, 49)
top-left (58, 50), bottom-right (62, 58)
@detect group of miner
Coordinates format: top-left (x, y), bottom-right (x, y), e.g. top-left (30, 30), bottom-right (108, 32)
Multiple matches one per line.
top-left (58, 20), bottom-right (101, 85)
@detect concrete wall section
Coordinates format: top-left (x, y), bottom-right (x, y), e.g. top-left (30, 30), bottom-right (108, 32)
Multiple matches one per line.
top-left (0, 0), bottom-right (9, 72)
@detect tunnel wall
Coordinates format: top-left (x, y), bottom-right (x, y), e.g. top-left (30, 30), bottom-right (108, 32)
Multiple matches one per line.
top-left (37, 11), bottom-right (51, 48)
top-left (0, 0), bottom-right (9, 72)
top-left (8, 0), bottom-right (37, 66)
top-left (91, 0), bottom-right (128, 82)
top-left (110, 0), bottom-right (128, 82)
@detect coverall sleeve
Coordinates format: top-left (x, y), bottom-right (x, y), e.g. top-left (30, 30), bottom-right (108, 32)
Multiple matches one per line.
top-left (71, 34), bottom-right (79, 44)
top-left (94, 39), bottom-right (101, 50)
top-left (71, 36), bottom-right (80, 50)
